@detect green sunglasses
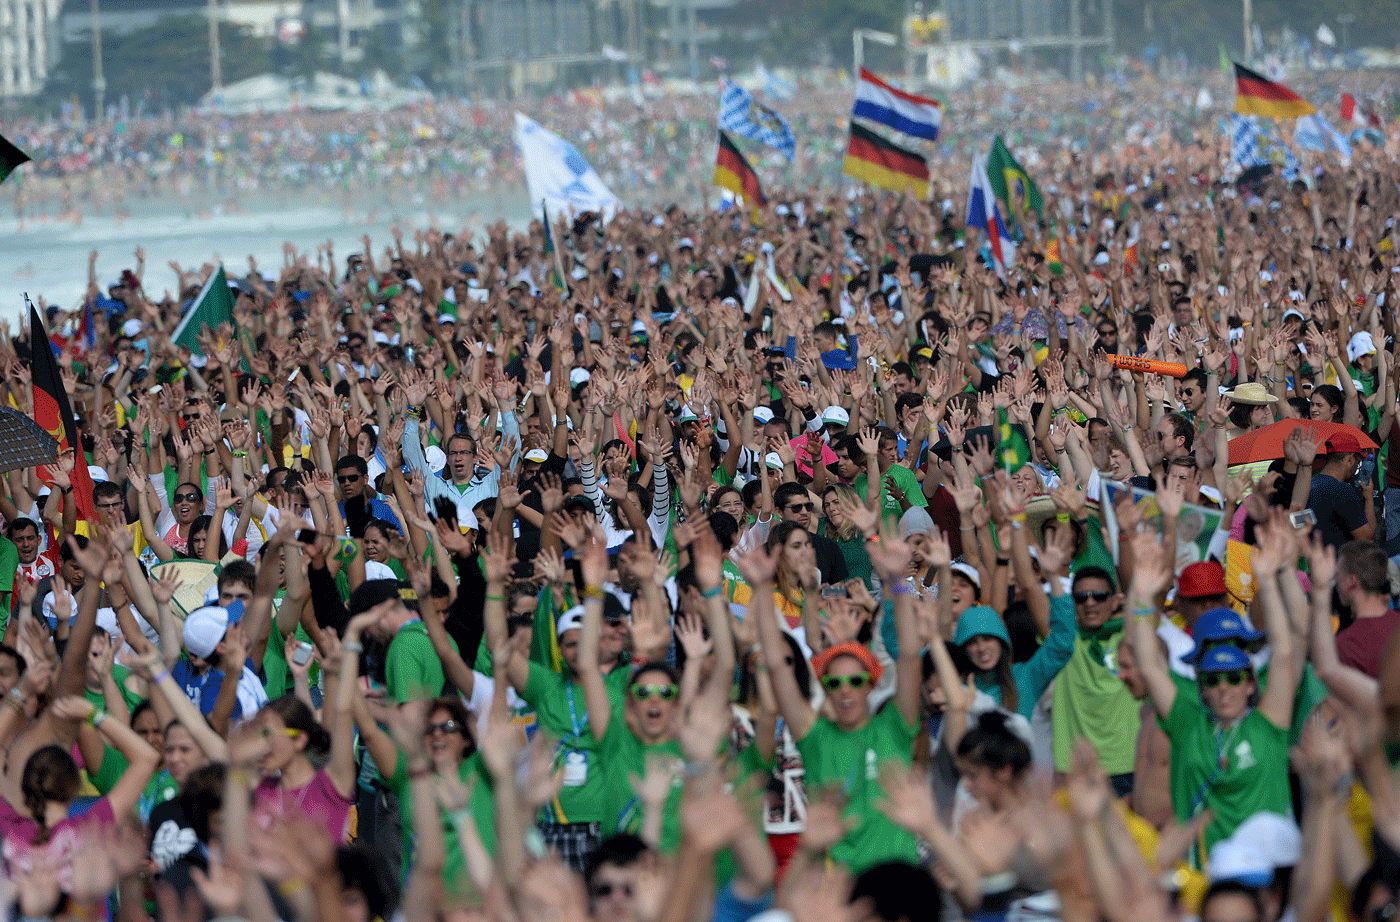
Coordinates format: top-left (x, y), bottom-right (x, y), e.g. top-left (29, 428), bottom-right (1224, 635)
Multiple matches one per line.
top-left (630, 683), bottom-right (678, 701)
top-left (821, 672), bottom-right (872, 691)
top-left (1201, 671), bottom-right (1248, 688)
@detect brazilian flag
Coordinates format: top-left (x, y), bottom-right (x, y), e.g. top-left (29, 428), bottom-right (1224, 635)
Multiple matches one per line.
top-left (0, 134), bottom-right (30, 184)
top-left (996, 408), bottom-right (1031, 473)
top-left (987, 136), bottom-right (1043, 237)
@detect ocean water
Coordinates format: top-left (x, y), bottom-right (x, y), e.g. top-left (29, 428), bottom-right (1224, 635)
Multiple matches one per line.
top-left (0, 190), bottom-right (534, 326)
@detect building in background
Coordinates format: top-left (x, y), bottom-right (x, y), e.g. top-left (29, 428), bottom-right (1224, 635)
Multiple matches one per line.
top-left (0, 0), bottom-right (62, 98)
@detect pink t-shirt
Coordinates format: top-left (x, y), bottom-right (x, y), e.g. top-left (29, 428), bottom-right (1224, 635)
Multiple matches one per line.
top-left (0, 795), bottom-right (115, 886)
top-left (789, 435), bottom-right (838, 480)
top-left (253, 769), bottom-right (353, 843)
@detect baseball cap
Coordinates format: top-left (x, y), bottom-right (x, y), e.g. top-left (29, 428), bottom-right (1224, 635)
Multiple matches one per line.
top-left (556, 605), bottom-right (585, 638)
top-left (1177, 561), bottom-right (1227, 599)
top-left (1192, 643), bottom-right (1251, 674)
top-left (563, 495), bottom-right (595, 515)
top-left (677, 406), bottom-right (700, 424)
top-left (523, 448), bottom-right (549, 463)
top-left (764, 452), bottom-right (785, 470)
top-left (437, 313), bottom-right (457, 326)
top-left (753, 407), bottom-right (775, 424)
top-left (1348, 331), bottom-right (1378, 363)
top-left (347, 579), bottom-right (418, 618)
top-left (424, 445), bottom-right (447, 474)
top-left (1325, 432), bottom-right (1364, 455)
top-left (183, 605), bottom-right (229, 660)
top-left (950, 562), bottom-right (981, 589)
top-left (821, 406), bottom-right (850, 426)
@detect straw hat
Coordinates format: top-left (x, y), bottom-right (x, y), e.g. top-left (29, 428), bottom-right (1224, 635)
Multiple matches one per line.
top-left (1223, 382), bottom-right (1277, 405)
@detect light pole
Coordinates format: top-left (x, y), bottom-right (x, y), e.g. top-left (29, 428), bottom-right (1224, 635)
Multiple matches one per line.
top-left (1338, 13), bottom-right (1355, 52)
top-left (853, 28), bottom-right (897, 79)
top-left (90, 0), bottom-right (104, 122)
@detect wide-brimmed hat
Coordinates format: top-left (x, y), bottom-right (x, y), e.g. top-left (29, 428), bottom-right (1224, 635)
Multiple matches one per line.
top-left (1223, 382), bottom-right (1277, 406)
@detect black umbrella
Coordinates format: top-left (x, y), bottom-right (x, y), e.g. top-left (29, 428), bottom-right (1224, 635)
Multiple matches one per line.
top-left (0, 406), bottom-right (59, 473)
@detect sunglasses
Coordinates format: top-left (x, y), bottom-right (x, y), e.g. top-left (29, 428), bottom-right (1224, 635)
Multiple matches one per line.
top-left (425, 720), bottom-right (462, 736)
top-left (96, 501), bottom-right (123, 510)
top-left (592, 883), bottom-right (632, 899)
top-left (786, 502), bottom-right (814, 513)
top-left (337, 474), bottom-right (361, 484)
top-left (1201, 671), bottom-right (1248, 688)
top-left (181, 414), bottom-right (199, 422)
top-left (174, 492), bottom-right (201, 503)
top-left (259, 727), bottom-right (301, 739)
top-left (630, 683), bottom-right (678, 701)
top-left (821, 672), bottom-right (871, 691)
top-left (1072, 590), bottom-right (1112, 603)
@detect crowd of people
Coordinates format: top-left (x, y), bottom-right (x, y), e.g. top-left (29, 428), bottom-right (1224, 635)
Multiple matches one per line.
top-left (4, 56), bottom-right (1400, 922)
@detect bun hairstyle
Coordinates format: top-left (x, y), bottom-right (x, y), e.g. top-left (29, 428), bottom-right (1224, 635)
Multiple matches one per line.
top-left (264, 694), bottom-right (332, 756)
top-left (955, 710), bottom-right (1031, 779)
top-left (22, 746), bottom-right (80, 844)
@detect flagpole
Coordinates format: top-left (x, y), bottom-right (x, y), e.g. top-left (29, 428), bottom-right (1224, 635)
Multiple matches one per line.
top-left (545, 200), bottom-right (569, 298)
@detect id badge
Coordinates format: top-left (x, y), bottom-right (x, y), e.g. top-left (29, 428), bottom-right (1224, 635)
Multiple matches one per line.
top-left (562, 750), bottom-right (588, 787)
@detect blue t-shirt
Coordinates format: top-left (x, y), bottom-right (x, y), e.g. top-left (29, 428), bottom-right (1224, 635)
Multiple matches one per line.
top-left (170, 659), bottom-right (243, 721)
top-left (1307, 473), bottom-right (1366, 548)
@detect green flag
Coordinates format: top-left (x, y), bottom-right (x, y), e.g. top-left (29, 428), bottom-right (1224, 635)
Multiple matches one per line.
top-left (986, 136), bottom-right (1043, 238)
top-left (171, 265), bottom-right (236, 356)
top-left (0, 134), bottom-right (31, 184)
top-left (996, 408), bottom-right (1031, 473)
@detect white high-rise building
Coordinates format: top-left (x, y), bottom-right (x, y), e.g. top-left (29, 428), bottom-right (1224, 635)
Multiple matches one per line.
top-left (0, 0), bottom-right (61, 97)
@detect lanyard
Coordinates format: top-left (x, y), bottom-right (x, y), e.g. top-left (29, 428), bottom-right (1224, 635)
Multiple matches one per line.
top-left (564, 679), bottom-right (587, 741)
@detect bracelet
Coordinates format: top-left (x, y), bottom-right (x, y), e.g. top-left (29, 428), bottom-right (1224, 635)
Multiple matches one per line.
top-left (1055, 512), bottom-right (1071, 523)
top-left (700, 585), bottom-right (722, 599)
top-left (87, 708), bottom-right (107, 729)
top-left (950, 444), bottom-right (963, 452)
top-left (232, 450), bottom-right (247, 458)
top-left (5, 688), bottom-right (25, 713)
top-left (1131, 603), bottom-right (1156, 620)
top-left (582, 584), bottom-right (605, 600)
top-left (342, 641), bottom-right (364, 654)
top-left (1010, 518), bottom-right (1023, 530)
top-left (890, 581), bottom-right (913, 596)
top-left (1122, 425), bottom-right (1133, 431)
top-left (450, 807), bottom-right (474, 828)
top-left (203, 449), bottom-right (215, 455)
top-left (864, 533), bottom-right (881, 543)
top-left (59, 485), bottom-right (72, 494)
top-left (683, 760), bottom-right (715, 779)
top-left (485, 593), bottom-right (505, 601)
top-left (153, 669), bottom-right (171, 686)
top-left (959, 525), bottom-right (975, 532)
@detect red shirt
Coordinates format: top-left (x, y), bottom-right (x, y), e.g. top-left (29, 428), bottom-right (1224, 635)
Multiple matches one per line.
top-left (1335, 608), bottom-right (1400, 679)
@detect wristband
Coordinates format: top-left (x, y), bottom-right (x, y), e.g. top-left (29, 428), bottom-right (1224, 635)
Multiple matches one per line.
top-left (950, 444), bottom-right (963, 453)
top-left (59, 486), bottom-right (73, 494)
top-left (1055, 512), bottom-right (1071, 523)
top-left (890, 581), bottom-right (913, 596)
top-left (88, 709), bottom-right (107, 730)
top-left (204, 449), bottom-right (215, 455)
top-left (153, 669), bottom-right (172, 686)
top-left (279, 879), bottom-right (307, 898)
top-left (342, 641), bottom-right (364, 654)
top-left (582, 584), bottom-right (605, 600)
top-left (485, 593), bottom-right (505, 602)
top-left (683, 760), bottom-right (715, 779)
top-left (864, 533), bottom-right (881, 543)
top-left (1131, 604), bottom-right (1156, 620)
top-left (232, 450), bottom-right (247, 458)
top-left (700, 585), bottom-right (722, 599)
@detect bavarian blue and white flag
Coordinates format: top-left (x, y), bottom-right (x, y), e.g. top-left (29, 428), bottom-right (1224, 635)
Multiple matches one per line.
top-left (1230, 114), bottom-right (1300, 183)
top-left (754, 61), bottom-right (795, 100)
top-left (1295, 112), bottom-right (1352, 165)
top-left (513, 112), bottom-right (620, 220)
top-left (719, 78), bottom-right (796, 162)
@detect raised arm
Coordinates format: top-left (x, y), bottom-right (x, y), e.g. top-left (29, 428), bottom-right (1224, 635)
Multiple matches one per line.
top-left (737, 542), bottom-right (817, 740)
top-left (1250, 511), bottom-right (1299, 731)
top-left (1127, 531), bottom-right (1178, 720)
top-left (575, 519), bottom-right (613, 741)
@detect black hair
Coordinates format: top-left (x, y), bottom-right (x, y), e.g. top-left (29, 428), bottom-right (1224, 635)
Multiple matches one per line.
top-left (740, 479), bottom-right (763, 509)
top-left (773, 482), bottom-right (809, 511)
top-left (955, 710), bottom-right (1031, 778)
top-left (1181, 368), bottom-right (1208, 392)
top-left (336, 845), bottom-right (399, 921)
top-left (218, 559), bottom-right (257, 594)
top-left (707, 511), bottom-right (739, 551)
top-left (627, 661), bottom-right (679, 690)
top-left (58, 533), bottom-right (86, 563)
top-left (851, 861), bottom-right (942, 922)
top-left (334, 455), bottom-right (369, 476)
top-left (263, 694), bottom-right (332, 756)
top-left (178, 763), bottom-right (227, 844)
top-left (5, 517), bottom-right (38, 539)
top-left (921, 641), bottom-right (974, 683)
top-left (1072, 566), bottom-right (1118, 592)
top-left (1228, 400), bottom-right (1256, 430)
top-left (583, 834), bottom-right (651, 888)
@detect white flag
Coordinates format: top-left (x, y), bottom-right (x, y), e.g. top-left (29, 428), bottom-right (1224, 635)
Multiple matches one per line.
top-left (513, 113), bottom-right (620, 220)
top-left (1316, 24), bottom-right (1336, 47)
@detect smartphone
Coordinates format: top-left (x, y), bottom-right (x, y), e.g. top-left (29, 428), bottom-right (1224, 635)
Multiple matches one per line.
top-left (1289, 509), bottom-right (1317, 531)
top-left (148, 384), bottom-right (163, 395)
top-left (291, 642), bottom-right (315, 666)
top-left (295, 528), bottom-right (320, 544)
top-left (288, 367), bottom-right (300, 382)
top-left (821, 585), bottom-right (847, 600)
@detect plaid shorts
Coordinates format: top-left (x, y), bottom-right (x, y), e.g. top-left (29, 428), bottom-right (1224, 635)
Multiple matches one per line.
top-left (538, 821), bottom-right (601, 873)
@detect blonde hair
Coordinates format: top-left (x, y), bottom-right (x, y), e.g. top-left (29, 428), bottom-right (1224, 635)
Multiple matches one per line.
top-left (823, 484), bottom-right (862, 542)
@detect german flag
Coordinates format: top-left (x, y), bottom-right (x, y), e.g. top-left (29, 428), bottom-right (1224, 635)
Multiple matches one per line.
top-left (713, 131), bottom-right (766, 206)
top-left (842, 122), bottom-right (929, 198)
top-left (1233, 63), bottom-right (1315, 118)
top-left (28, 304), bottom-right (97, 524)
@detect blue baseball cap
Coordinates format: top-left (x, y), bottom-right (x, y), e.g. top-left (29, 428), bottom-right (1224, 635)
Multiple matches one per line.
top-left (1193, 643), bottom-right (1251, 675)
top-left (1185, 608), bottom-right (1265, 663)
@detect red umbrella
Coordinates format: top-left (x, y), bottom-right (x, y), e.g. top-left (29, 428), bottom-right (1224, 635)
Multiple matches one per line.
top-left (1226, 418), bottom-right (1377, 466)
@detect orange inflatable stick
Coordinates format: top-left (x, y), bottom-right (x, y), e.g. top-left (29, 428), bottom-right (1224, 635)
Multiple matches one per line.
top-left (1107, 354), bottom-right (1188, 378)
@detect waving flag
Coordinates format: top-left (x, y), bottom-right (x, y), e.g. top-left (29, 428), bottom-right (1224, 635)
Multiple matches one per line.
top-left (966, 152), bottom-right (1014, 277)
top-left (29, 303), bottom-right (97, 524)
top-left (755, 61), bottom-right (795, 101)
top-left (719, 78), bottom-right (796, 162)
top-left (986, 135), bottom-right (1043, 233)
top-left (713, 131), bottom-right (766, 206)
top-left (1233, 63), bottom-right (1315, 118)
top-left (1341, 93), bottom-right (1382, 128)
top-left (1231, 114), bottom-right (1300, 183)
top-left (842, 122), bottom-right (929, 197)
top-left (852, 68), bottom-right (942, 141)
top-left (513, 112), bottom-right (621, 220)
top-left (1295, 112), bottom-right (1352, 165)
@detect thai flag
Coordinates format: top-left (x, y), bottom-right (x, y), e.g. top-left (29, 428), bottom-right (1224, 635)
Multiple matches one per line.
top-left (852, 68), bottom-right (941, 141)
top-left (966, 153), bottom-right (1013, 277)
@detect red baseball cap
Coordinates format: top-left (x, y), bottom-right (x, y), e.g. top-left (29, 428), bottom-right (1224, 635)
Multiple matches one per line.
top-left (1177, 561), bottom-right (1227, 599)
top-left (1325, 432), bottom-right (1365, 455)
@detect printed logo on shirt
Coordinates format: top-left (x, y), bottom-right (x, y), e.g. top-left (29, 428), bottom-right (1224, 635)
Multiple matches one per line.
top-left (1233, 740), bottom-right (1256, 771)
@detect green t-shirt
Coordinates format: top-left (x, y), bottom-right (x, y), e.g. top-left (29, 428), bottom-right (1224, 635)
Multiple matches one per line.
top-left (794, 704), bottom-right (920, 873)
top-left (386, 748), bottom-right (496, 897)
top-left (599, 719), bottom-right (685, 854)
top-left (853, 464), bottom-right (927, 524)
top-left (141, 768), bottom-right (180, 822)
top-left (86, 665), bottom-right (145, 717)
top-left (386, 621), bottom-right (450, 704)
top-left (0, 535), bottom-right (16, 623)
top-left (1051, 631), bottom-right (1140, 774)
top-left (1161, 693), bottom-right (1292, 868)
top-left (520, 663), bottom-right (629, 825)
top-left (261, 602), bottom-right (322, 701)
top-left (1169, 661), bottom-right (1328, 748)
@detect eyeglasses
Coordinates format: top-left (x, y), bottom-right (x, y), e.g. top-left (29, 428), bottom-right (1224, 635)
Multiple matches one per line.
top-left (97, 501), bottom-right (123, 510)
top-left (425, 720), bottom-right (462, 736)
top-left (1155, 431), bottom-right (1169, 440)
top-left (1201, 671), bottom-right (1249, 688)
top-left (591, 882), bottom-right (632, 899)
top-left (259, 727), bottom-right (301, 739)
top-left (821, 672), bottom-right (872, 691)
top-left (1072, 590), bottom-right (1112, 604)
top-left (446, 449), bottom-right (474, 457)
top-left (337, 474), bottom-right (361, 484)
top-left (174, 492), bottom-right (201, 503)
top-left (630, 683), bottom-right (678, 701)
top-left (785, 502), bottom-right (814, 513)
